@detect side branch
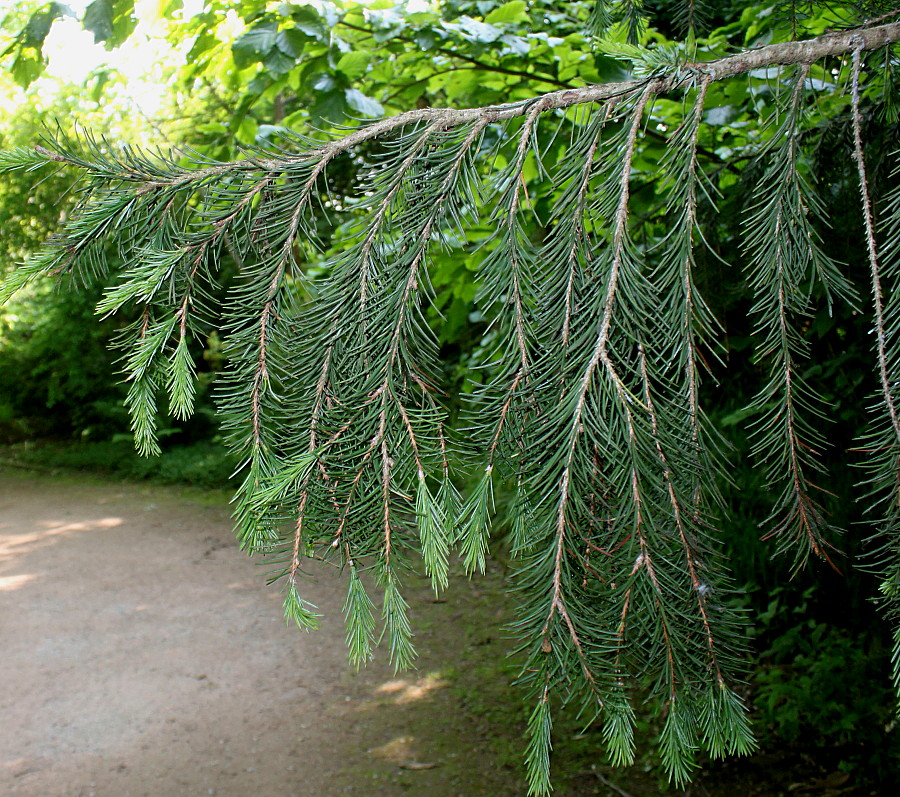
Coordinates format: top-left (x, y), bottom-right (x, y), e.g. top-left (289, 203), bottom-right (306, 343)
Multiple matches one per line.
top-left (852, 42), bottom-right (900, 450)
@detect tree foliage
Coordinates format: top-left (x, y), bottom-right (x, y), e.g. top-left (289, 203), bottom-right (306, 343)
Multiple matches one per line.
top-left (3, 1), bottom-right (900, 792)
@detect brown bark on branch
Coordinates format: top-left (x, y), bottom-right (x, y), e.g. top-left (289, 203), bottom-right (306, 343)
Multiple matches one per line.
top-left (290, 21), bottom-right (900, 158)
top-left (33, 22), bottom-right (900, 175)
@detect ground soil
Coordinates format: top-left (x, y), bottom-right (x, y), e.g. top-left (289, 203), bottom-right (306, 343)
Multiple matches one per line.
top-left (0, 470), bottom-right (527, 797)
top-left (1, 468), bottom-right (886, 797)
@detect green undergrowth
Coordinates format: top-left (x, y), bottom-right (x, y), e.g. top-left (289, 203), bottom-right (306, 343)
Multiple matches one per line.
top-left (0, 437), bottom-right (239, 489)
top-left (433, 554), bottom-right (900, 794)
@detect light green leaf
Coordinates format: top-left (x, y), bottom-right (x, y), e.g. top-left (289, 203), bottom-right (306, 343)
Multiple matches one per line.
top-left (290, 5), bottom-right (327, 40)
top-left (82, 0), bottom-right (114, 43)
top-left (10, 53), bottom-right (43, 88)
top-left (442, 16), bottom-right (503, 44)
top-left (484, 1), bottom-right (527, 25)
top-left (337, 50), bottom-right (371, 80)
top-left (365, 7), bottom-right (407, 42)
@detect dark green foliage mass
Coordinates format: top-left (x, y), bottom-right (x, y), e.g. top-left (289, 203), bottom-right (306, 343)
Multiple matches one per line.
top-left (0, 284), bottom-right (126, 440)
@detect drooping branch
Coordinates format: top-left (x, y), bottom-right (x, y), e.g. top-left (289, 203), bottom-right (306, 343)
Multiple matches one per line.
top-left (743, 64), bottom-right (853, 568)
top-left (2, 15), bottom-right (899, 797)
top-left (853, 41), bottom-right (900, 455)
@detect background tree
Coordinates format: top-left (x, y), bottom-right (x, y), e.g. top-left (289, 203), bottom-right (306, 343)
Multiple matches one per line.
top-left (3, 1), bottom-right (900, 792)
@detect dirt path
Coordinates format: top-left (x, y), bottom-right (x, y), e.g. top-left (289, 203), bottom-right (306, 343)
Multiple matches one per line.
top-left (0, 471), bottom-right (526, 797)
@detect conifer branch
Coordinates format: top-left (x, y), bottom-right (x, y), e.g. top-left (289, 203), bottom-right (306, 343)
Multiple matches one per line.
top-left (557, 104), bottom-right (613, 353)
top-left (744, 64), bottom-right (851, 568)
top-left (4, 17), bottom-right (900, 795)
top-left (287, 345), bottom-right (332, 590)
top-left (638, 344), bottom-right (726, 689)
top-left (522, 86), bottom-right (654, 791)
top-left (850, 43), bottom-right (900, 701)
top-left (12, 23), bottom-right (893, 206)
top-left (656, 75), bottom-right (718, 507)
top-left (305, 21), bottom-right (897, 168)
top-left (853, 41), bottom-right (900, 453)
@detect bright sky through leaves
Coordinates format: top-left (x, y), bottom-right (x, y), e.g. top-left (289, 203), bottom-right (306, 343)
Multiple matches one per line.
top-left (2, 0), bottom-right (429, 118)
top-left (41, 0), bottom-right (203, 115)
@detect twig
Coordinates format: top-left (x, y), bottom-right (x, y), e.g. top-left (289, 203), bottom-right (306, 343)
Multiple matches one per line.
top-left (851, 38), bottom-right (900, 450)
top-left (338, 19), bottom-right (573, 89)
top-left (587, 767), bottom-right (638, 797)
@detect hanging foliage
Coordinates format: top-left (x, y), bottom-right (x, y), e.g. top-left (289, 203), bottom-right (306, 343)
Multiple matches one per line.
top-left (2, 5), bottom-right (900, 792)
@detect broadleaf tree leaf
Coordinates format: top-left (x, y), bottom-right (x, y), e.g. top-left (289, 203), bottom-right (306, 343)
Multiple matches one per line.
top-left (10, 52), bottom-right (43, 88)
top-left (345, 88), bottom-right (383, 118)
top-left (235, 116), bottom-right (258, 145)
top-left (442, 16), bottom-right (503, 44)
top-left (82, 0), bottom-right (114, 44)
top-left (280, 27), bottom-right (308, 56)
top-left (365, 7), bottom-right (407, 42)
top-left (500, 33), bottom-right (530, 56)
top-left (232, 22), bottom-right (278, 68)
top-left (336, 50), bottom-right (370, 80)
top-left (262, 48), bottom-right (296, 77)
top-left (186, 30), bottom-right (217, 65)
top-left (149, 0), bottom-right (183, 21)
top-left (81, 0), bottom-right (135, 48)
top-left (275, 29), bottom-right (301, 58)
top-left (255, 124), bottom-right (290, 143)
top-left (109, 0), bottom-right (136, 47)
top-left (312, 73), bottom-right (337, 92)
top-left (90, 69), bottom-right (111, 102)
top-left (484, 1), bottom-right (527, 25)
top-left (310, 88), bottom-right (348, 123)
top-left (290, 5), bottom-right (326, 40)
top-left (23, 4), bottom-right (67, 49)
top-left (414, 29), bottom-right (437, 50)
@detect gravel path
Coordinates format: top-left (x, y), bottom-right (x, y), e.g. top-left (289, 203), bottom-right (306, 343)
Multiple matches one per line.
top-left (0, 471), bottom-right (524, 797)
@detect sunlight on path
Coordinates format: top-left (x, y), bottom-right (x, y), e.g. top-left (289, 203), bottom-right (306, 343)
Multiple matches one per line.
top-left (0, 471), bottom-right (522, 797)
